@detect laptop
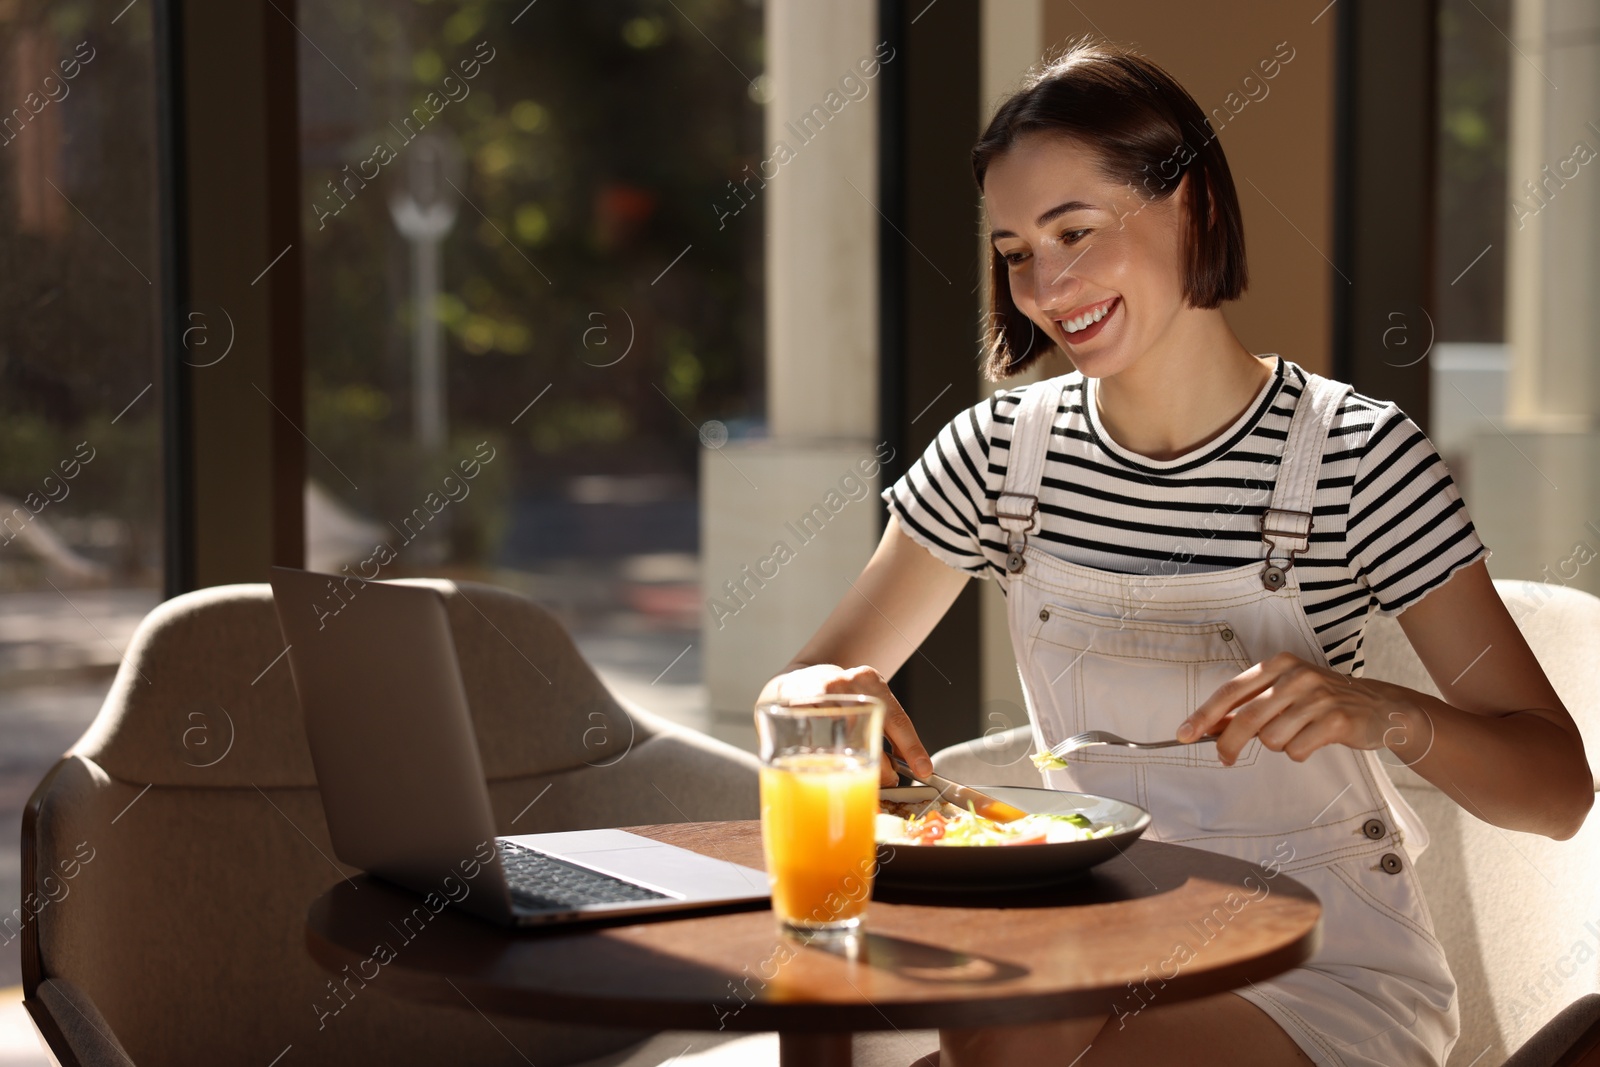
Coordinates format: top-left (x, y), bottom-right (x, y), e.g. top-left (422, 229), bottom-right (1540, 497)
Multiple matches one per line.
top-left (268, 566), bottom-right (769, 927)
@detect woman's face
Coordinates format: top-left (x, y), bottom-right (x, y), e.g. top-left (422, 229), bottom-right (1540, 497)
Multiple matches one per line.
top-left (983, 131), bottom-right (1191, 377)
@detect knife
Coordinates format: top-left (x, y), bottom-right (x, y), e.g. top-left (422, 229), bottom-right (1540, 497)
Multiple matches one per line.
top-left (886, 752), bottom-right (1030, 823)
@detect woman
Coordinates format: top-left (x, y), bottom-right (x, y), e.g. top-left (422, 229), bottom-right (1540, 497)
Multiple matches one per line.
top-left (755, 41), bottom-right (1594, 1067)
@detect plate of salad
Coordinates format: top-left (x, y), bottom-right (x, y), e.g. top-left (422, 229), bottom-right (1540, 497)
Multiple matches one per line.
top-left (873, 785), bottom-right (1150, 888)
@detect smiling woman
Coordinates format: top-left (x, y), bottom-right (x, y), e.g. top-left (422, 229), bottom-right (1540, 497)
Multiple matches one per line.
top-left (973, 44), bottom-right (1249, 384)
top-left (764, 37), bottom-right (1592, 1067)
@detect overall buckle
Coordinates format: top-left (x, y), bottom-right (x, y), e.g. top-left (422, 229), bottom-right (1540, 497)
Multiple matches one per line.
top-left (1260, 508), bottom-right (1313, 591)
top-left (996, 492), bottom-right (1038, 574)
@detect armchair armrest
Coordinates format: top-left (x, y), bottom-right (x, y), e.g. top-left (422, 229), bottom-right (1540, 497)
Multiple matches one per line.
top-left (1503, 994), bottom-right (1600, 1067)
top-left (25, 978), bottom-right (136, 1067)
top-left (617, 712), bottom-right (760, 822)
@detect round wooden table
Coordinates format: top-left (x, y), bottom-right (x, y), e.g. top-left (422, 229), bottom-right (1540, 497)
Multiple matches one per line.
top-left (306, 821), bottom-right (1321, 1066)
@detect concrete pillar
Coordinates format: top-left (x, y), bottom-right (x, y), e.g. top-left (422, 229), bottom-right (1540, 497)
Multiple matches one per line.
top-left (1466, 0), bottom-right (1600, 595)
top-left (1504, 0), bottom-right (1600, 430)
top-left (763, 0), bottom-right (882, 440)
top-left (701, 0), bottom-right (886, 717)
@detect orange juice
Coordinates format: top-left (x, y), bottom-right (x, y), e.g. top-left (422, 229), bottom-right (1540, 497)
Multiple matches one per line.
top-left (759, 753), bottom-right (879, 931)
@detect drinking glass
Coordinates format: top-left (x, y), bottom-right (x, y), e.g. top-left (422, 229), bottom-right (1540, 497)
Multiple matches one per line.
top-left (754, 693), bottom-right (885, 938)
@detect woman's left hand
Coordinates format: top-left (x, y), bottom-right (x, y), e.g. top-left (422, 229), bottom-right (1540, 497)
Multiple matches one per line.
top-left (1177, 652), bottom-right (1428, 766)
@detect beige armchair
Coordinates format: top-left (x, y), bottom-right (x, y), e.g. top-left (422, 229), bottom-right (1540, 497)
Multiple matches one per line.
top-left (931, 579), bottom-right (1600, 1067)
top-left (20, 580), bottom-right (762, 1067)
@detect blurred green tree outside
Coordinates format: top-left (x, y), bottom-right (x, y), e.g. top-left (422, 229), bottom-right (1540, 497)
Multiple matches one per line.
top-left (299, 0), bottom-right (766, 573)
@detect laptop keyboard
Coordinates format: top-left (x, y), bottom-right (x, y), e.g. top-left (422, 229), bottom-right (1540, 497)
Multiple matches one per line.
top-left (498, 841), bottom-right (672, 912)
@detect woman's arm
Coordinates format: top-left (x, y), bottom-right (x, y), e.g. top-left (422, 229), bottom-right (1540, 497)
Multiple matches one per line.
top-left (757, 512), bottom-right (971, 784)
top-left (1382, 559), bottom-right (1593, 838)
top-left (1180, 560), bottom-right (1594, 840)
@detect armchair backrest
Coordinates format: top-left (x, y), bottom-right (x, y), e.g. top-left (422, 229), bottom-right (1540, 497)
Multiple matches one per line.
top-left (1364, 581), bottom-right (1600, 1065)
top-left (23, 580), bottom-right (757, 1066)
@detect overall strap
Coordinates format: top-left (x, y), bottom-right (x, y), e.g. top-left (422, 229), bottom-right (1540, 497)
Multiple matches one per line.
top-left (995, 376), bottom-right (1066, 574)
top-left (1260, 370), bottom-right (1352, 590)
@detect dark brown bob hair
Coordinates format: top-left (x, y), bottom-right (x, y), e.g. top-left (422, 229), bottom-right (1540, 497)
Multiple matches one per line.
top-left (973, 41), bottom-right (1249, 380)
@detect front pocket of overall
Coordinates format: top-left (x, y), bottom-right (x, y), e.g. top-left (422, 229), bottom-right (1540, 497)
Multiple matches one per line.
top-left (1025, 602), bottom-right (1259, 771)
top-left (1300, 850), bottom-right (1454, 987)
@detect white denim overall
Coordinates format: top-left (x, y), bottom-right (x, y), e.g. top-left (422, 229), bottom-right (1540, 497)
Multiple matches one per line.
top-left (997, 371), bottom-right (1459, 1067)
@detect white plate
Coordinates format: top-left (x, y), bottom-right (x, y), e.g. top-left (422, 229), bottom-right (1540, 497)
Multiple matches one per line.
top-left (873, 785), bottom-right (1151, 889)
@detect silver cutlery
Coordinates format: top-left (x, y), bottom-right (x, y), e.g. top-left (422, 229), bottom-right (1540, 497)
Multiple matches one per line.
top-left (1046, 728), bottom-right (1222, 762)
top-left (886, 753), bottom-right (1030, 822)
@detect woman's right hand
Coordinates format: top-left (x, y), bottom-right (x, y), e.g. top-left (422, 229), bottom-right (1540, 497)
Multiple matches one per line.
top-left (770, 663), bottom-right (935, 787)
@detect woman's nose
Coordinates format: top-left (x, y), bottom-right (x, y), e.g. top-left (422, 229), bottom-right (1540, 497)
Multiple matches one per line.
top-left (1030, 242), bottom-right (1082, 311)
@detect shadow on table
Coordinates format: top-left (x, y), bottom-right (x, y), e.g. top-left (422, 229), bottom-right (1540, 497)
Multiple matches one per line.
top-left (804, 931), bottom-right (1027, 984)
top-left (870, 838), bottom-right (1297, 911)
top-left (309, 875), bottom-right (1031, 1030)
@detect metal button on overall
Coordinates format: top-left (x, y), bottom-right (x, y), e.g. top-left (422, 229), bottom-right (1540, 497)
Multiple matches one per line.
top-left (1363, 818), bottom-right (1386, 840)
top-left (1380, 852), bottom-right (1404, 874)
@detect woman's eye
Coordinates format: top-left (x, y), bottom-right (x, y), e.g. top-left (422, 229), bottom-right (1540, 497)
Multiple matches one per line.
top-left (1002, 250), bottom-right (1029, 266)
top-left (1063, 229), bottom-right (1091, 244)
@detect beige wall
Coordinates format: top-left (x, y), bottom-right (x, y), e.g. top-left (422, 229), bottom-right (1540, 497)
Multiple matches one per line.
top-left (1037, 1), bottom-right (1337, 376)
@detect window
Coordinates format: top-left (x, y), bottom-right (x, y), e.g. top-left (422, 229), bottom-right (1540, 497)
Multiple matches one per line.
top-left (0, 0), bottom-right (164, 985)
top-left (297, 0), bottom-right (765, 740)
top-left (1430, 0), bottom-right (1511, 476)
top-left (1432, 0), bottom-right (1600, 595)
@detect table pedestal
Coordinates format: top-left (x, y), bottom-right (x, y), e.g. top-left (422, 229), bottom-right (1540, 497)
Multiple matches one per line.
top-left (779, 1031), bottom-right (854, 1066)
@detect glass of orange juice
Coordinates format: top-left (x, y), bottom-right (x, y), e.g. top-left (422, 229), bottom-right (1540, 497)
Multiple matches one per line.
top-left (754, 693), bottom-right (885, 939)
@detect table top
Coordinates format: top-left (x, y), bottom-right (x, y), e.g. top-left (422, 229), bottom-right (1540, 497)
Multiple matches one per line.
top-left (305, 821), bottom-right (1322, 1033)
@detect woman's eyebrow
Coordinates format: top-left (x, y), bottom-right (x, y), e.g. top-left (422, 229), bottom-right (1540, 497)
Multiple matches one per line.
top-left (990, 200), bottom-right (1097, 241)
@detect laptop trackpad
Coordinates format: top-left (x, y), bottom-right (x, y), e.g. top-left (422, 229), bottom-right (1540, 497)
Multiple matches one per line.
top-left (502, 829), bottom-right (768, 901)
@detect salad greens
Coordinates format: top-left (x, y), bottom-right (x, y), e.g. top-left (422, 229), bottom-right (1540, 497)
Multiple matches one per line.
top-left (1031, 750), bottom-right (1070, 771)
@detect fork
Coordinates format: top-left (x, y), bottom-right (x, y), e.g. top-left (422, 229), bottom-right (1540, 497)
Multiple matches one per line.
top-left (1047, 728), bottom-right (1222, 761)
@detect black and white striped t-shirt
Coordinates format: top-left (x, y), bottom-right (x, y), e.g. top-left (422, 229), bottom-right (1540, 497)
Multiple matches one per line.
top-left (880, 355), bottom-right (1490, 675)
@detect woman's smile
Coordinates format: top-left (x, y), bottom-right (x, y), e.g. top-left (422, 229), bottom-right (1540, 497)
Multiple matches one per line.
top-left (1054, 295), bottom-right (1120, 344)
